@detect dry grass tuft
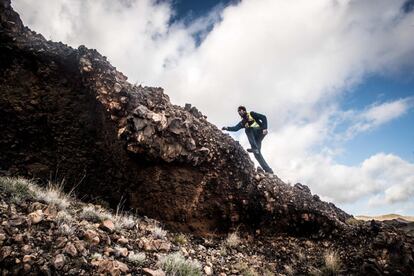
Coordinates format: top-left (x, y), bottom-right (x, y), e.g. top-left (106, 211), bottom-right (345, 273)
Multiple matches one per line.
top-left (323, 250), bottom-right (342, 275)
top-left (0, 177), bottom-right (70, 209)
top-left (234, 262), bottom-right (259, 276)
top-left (284, 264), bottom-right (295, 275)
top-left (116, 214), bottom-right (136, 230)
top-left (173, 233), bottom-right (188, 245)
top-left (151, 225), bottom-right (167, 239)
top-left (159, 252), bottom-right (201, 276)
top-left (35, 181), bottom-right (71, 209)
top-left (79, 205), bottom-right (112, 223)
top-left (224, 231), bottom-right (241, 248)
top-left (0, 177), bottom-right (35, 202)
top-left (128, 251), bottom-right (146, 266)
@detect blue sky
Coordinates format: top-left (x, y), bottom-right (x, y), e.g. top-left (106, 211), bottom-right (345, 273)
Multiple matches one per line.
top-left (171, 0), bottom-right (234, 20)
top-left (339, 75), bottom-right (414, 165)
top-left (13, 0), bottom-right (414, 216)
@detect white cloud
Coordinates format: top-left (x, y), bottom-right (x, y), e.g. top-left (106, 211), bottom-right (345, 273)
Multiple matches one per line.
top-left (12, 0), bottom-right (414, 215)
top-left (343, 97), bottom-right (414, 138)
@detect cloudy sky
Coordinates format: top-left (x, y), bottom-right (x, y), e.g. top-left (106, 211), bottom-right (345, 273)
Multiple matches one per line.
top-left (13, 0), bottom-right (414, 216)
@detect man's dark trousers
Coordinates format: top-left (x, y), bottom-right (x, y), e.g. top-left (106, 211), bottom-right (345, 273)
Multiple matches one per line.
top-left (245, 128), bottom-right (273, 173)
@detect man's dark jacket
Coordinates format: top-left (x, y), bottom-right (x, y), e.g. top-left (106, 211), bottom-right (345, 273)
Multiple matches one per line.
top-left (226, 111), bottom-right (268, 132)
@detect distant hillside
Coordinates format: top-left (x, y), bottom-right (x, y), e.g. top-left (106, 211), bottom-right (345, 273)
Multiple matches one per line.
top-left (356, 214), bottom-right (414, 222)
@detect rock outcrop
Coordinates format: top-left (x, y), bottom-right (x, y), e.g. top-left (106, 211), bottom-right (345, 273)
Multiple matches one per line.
top-left (0, 0), bottom-right (350, 236)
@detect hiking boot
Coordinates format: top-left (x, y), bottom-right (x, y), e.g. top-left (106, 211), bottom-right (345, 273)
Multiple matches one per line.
top-left (247, 148), bottom-right (259, 154)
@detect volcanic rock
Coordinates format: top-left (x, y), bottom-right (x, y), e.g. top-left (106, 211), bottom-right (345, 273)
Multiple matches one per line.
top-left (0, 0), bottom-right (350, 238)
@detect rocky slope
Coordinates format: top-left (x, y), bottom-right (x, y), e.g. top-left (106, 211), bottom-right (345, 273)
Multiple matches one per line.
top-left (0, 0), bottom-right (414, 274)
top-left (0, 0), bottom-right (349, 236)
top-left (0, 177), bottom-right (413, 275)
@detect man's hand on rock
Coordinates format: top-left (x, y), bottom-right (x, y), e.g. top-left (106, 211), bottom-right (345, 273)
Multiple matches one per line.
top-left (222, 127), bottom-right (228, 131)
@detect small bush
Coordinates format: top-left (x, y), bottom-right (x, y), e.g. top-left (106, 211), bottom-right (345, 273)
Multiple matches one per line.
top-left (91, 252), bottom-right (102, 260)
top-left (128, 251), bottom-right (146, 266)
top-left (0, 177), bottom-right (35, 202)
top-left (345, 217), bottom-right (363, 226)
top-left (79, 205), bottom-right (112, 223)
top-left (297, 250), bottom-right (306, 261)
top-left (35, 182), bottom-right (70, 210)
top-left (152, 226), bottom-right (167, 239)
top-left (56, 210), bottom-right (74, 224)
top-left (219, 244), bottom-right (227, 256)
top-left (0, 177), bottom-right (72, 209)
top-left (173, 234), bottom-right (188, 245)
top-left (284, 264), bottom-right (295, 275)
top-left (321, 250), bottom-right (342, 275)
top-left (235, 262), bottom-right (259, 276)
top-left (224, 232), bottom-right (240, 248)
top-left (159, 252), bottom-right (201, 276)
top-left (58, 223), bottom-right (75, 235)
top-left (115, 214), bottom-right (137, 231)
top-left (262, 268), bottom-right (275, 276)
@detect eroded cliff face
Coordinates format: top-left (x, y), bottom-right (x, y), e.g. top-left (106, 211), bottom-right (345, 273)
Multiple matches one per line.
top-left (0, 0), bottom-right (372, 237)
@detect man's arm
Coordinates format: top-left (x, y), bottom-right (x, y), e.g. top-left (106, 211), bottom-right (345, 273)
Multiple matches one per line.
top-left (250, 111), bottom-right (268, 129)
top-left (222, 121), bottom-right (243, 132)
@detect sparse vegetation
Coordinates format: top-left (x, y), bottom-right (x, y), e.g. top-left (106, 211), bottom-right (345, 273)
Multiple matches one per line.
top-left (0, 177), bottom-right (35, 202)
top-left (0, 177), bottom-right (70, 209)
top-left (284, 264), bottom-right (295, 275)
top-left (345, 217), bottom-right (363, 226)
top-left (219, 244), bottom-right (228, 256)
top-left (79, 205), bottom-right (112, 223)
top-left (128, 251), bottom-right (146, 266)
top-left (173, 234), bottom-right (188, 245)
top-left (159, 252), bottom-right (201, 276)
top-left (116, 214), bottom-right (136, 230)
top-left (224, 231), bottom-right (241, 248)
top-left (152, 225), bottom-right (167, 239)
top-left (234, 262), bottom-right (259, 276)
top-left (91, 253), bottom-right (103, 260)
top-left (56, 210), bottom-right (74, 224)
top-left (35, 181), bottom-right (71, 209)
top-left (79, 204), bottom-right (137, 231)
top-left (262, 268), bottom-right (275, 276)
top-left (58, 223), bottom-right (75, 235)
top-left (114, 199), bottom-right (137, 230)
top-left (318, 250), bottom-right (342, 275)
top-left (297, 250), bottom-right (306, 261)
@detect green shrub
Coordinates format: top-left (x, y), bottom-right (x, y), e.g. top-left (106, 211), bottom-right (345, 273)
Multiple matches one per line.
top-left (173, 234), bottom-right (188, 245)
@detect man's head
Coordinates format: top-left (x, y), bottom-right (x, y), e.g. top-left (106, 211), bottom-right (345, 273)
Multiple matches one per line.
top-left (238, 106), bottom-right (247, 117)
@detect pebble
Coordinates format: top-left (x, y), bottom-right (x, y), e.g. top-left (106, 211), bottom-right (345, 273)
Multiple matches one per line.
top-left (53, 254), bottom-right (65, 270)
top-left (28, 210), bottom-right (43, 224)
top-left (100, 219), bottom-right (115, 232)
top-left (204, 266), bottom-right (213, 275)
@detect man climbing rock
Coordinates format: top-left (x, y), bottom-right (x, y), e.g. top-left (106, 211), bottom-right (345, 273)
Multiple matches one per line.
top-left (222, 106), bottom-right (274, 174)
